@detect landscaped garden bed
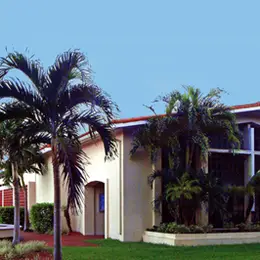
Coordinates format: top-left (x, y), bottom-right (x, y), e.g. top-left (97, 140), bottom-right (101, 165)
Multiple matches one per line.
top-left (144, 222), bottom-right (260, 246)
top-left (143, 230), bottom-right (260, 246)
top-left (0, 240), bottom-right (52, 260)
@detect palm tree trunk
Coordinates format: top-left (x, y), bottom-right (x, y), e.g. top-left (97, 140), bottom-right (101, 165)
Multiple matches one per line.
top-left (12, 162), bottom-right (20, 245)
top-left (52, 138), bottom-right (62, 260)
top-left (188, 143), bottom-right (195, 169)
top-left (185, 142), bottom-right (190, 171)
top-left (64, 202), bottom-right (73, 233)
top-left (21, 177), bottom-right (29, 231)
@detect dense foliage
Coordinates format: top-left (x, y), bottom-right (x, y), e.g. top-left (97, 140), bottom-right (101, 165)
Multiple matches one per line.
top-left (30, 203), bottom-right (54, 234)
top-left (0, 207), bottom-right (24, 227)
top-left (131, 86), bottom-right (242, 226)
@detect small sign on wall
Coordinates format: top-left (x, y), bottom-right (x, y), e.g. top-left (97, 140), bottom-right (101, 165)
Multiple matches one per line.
top-left (99, 193), bottom-right (104, 212)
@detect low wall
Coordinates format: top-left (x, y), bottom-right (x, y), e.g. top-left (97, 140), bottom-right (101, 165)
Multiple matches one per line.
top-left (0, 224), bottom-right (14, 238)
top-left (143, 231), bottom-right (260, 246)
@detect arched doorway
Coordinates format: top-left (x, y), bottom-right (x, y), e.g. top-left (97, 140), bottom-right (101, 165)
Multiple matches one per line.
top-left (85, 181), bottom-right (105, 235)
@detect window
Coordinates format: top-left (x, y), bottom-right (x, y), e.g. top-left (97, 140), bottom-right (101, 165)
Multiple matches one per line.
top-left (99, 193), bottom-right (104, 212)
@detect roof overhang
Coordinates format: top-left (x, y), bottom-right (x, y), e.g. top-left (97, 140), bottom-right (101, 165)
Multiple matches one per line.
top-left (40, 103), bottom-right (260, 155)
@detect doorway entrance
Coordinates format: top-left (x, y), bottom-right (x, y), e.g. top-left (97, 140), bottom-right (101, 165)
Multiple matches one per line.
top-left (85, 181), bottom-right (105, 235)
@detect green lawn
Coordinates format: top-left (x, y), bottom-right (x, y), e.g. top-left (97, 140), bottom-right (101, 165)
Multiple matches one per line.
top-left (62, 239), bottom-right (260, 260)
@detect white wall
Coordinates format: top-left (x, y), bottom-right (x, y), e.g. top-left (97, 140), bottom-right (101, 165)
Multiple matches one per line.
top-left (35, 155), bottom-right (54, 203)
top-left (74, 134), bottom-right (122, 240)
top-left (122, 128), bottom-right (160, 241)
top-left (35, 132), bottom-right (124, 240)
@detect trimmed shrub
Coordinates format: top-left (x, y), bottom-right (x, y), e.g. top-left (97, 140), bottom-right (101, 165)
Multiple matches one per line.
top-left (0, 207), bottom-right (24, 227)
top-left (149, 222), bottom-right (214, 234)
top-left (30, 203), bottom-right (54, 233)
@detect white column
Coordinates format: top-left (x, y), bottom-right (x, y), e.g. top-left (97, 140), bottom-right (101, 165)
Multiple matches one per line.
top-left (249, 127), bottom-right (255, 211)
top-left (105, 178), bottom-right (109, 239)
top-left (2, 190), bottom-right (4, 207)
top-left (12, 187), bottom-right (15, 206)
top-left (152, 156), bottom-right (162, 226)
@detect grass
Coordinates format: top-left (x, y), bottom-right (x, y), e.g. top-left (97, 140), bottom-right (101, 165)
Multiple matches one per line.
top-left (62, 239), bottom-right (260, 260)
top-left (0, 240), bottom-right (49, 259)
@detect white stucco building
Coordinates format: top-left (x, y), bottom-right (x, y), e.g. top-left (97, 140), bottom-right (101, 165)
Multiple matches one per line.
top-left (2, 101), bottom-right (260, 241)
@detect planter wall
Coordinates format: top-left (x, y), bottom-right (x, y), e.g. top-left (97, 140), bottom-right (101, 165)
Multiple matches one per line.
top-left (143, 231), bottom-right (260, 246)
top-left (0, 224), bottom-right (14, 238)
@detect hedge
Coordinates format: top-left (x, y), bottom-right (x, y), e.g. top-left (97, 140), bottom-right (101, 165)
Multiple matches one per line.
top-left (0, 207), bottom-right (24, 227)
top-left (30, 203), bottom-right (54, 233)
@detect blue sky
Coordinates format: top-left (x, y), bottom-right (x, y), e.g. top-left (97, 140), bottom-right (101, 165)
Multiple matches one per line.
top-left (1, 0), bottom-right (260, 118)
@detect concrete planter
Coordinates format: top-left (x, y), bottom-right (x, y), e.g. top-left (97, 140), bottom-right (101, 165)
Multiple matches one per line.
top-left (143, 231), bottom-right (260, 246)
top-left (0, 224), bottom-right (14, 238)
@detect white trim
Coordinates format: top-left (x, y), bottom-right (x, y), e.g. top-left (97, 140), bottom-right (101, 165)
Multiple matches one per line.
top-left (115, 121), bottom-right (146, 128)
top-left (40, 147), bottom-right (51, 154)
top-left (209, 148), bottom-right (251, 154)
top-left (0, 186), bottom-right (11, 191)
top-left (232, 106), bottom-right (260, 114)
top-left (79, 121), bottom-right (147, 144)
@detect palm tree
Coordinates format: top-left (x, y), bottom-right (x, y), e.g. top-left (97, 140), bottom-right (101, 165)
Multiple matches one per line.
top-left (0, 145), bottom-right (44, 231)
top-left (131, 86), bottom-right (240, 225)
top-left (0, 120), bottom-right (45, 243)
top-left (0, 153), bottom-right (43, 231)
top-left (162, 86), bottom-right (240, 171)
top-left (166, 172), bottom-right (202, 224)
top-left (0, 50), bottom-right (118, 260)
top-left (19, 147), bottom-right (44, 231)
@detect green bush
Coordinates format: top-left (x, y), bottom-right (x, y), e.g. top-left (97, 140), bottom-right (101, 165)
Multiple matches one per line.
top-left (30, 203), bottom-right (54, 233)
top-left (174, 224), bottom-right (190, 233)
top-left (149, 222), bottom-right (213, 234)
top-left (189, 225), bottom-right (204, 233)
top-left (0, 207), bottom-right (24, 227)
top-left (165, 222), bottom-right (178, 233)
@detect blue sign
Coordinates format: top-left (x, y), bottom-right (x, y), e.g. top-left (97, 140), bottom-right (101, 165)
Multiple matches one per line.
top-left (99, 193), bottom-right (104, 212)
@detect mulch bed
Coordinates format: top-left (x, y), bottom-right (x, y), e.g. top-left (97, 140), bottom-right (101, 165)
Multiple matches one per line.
top-left (21, 231), bottom-right (103, 247)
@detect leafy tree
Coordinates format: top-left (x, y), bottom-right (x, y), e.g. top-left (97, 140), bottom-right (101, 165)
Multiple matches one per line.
top-left (0, 50), bottom-right (118, 259)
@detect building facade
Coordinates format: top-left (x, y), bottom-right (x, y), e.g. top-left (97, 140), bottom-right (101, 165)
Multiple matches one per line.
top-left (2, 102), bottom-right (260, 241)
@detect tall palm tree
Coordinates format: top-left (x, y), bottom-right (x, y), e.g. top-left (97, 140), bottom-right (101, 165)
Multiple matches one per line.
top-left (0, 119), bottom-right (46, 243)
top-left (0, 151), bottom-right (43, 231)
top-left (0, 144), bottom-right (44, 231)
top-left (131, 86), bottom-right (240, 224)
top-left (162, 86), bottom-right (240, 171)
top-left (0, 51), bottom-right (118, 260)
top-left (132, 86), bottom-right (240, 174)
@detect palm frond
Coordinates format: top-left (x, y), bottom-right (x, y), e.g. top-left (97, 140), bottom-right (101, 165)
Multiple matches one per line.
top-left (68, 111), bottom-right (117, 160)
top-left (57, 84), bottom-right (119, 121)
top-left (0, 161), bottom-right (13, 187)
top-left (57, 136), bottom-right (88, 214)
top-left (0, 80), bottom-right (44, 112)
top-left (46, 50), bottom-right (91, 100)
top-left (0, 51), bottom-right (46, 94)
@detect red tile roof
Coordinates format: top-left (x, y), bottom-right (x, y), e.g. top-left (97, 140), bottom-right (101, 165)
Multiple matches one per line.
top-left (230, 101), bottom-right (260, 110)
top-left (112, 102), bottom-right (260, 125)
top-left (41, 101), bottom-right (260, 151)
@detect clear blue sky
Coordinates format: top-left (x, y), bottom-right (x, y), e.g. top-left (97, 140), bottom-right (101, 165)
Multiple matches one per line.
top-left (1, 0), bottom-right (260, 118)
